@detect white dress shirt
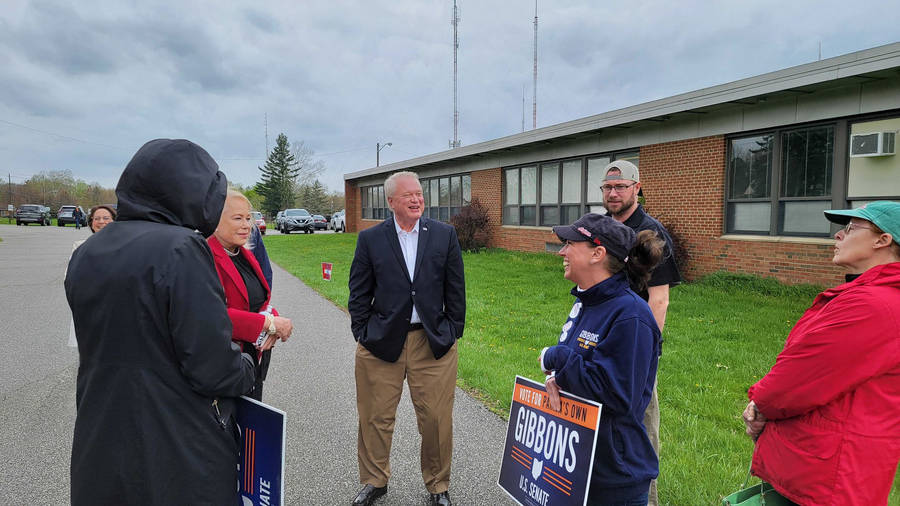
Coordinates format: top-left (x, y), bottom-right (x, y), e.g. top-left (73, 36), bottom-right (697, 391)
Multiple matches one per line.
top-left (394, 219), bottom-right (420, 323)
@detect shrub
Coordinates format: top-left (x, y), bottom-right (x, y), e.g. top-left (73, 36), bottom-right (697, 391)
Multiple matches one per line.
top-left (656, 216), bottom-right (690, 276)
top-left (450, 197), bottom-right (492, 252)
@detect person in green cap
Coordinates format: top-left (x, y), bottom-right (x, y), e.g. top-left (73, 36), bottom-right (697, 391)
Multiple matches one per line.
top-left (741, 200), bottom-right (900, 505)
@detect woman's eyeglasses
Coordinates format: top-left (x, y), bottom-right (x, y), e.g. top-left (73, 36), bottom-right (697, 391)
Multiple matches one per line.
top-left (842, 222), bottom-right (872, 234)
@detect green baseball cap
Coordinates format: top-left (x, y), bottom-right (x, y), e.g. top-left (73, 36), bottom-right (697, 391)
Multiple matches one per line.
top-left (824, 200), bottom-right (900, 243)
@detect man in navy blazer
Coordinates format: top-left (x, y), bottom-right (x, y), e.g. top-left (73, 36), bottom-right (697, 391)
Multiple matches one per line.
top-left (348, 171), bottom-right (465, 506)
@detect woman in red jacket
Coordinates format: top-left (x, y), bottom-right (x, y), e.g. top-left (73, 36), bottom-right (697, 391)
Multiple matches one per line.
top-left (209, 190), bottom-right (293, 400)
top-left (742, 201), bottom-right (900, 506)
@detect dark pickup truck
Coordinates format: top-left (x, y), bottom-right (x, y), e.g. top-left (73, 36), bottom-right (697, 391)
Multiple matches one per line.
top-left (15, 204), bottom-right (52, 226)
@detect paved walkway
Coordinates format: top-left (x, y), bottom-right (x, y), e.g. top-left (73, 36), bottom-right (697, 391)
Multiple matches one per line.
top-left (0, 225), bottom-right (513, 505)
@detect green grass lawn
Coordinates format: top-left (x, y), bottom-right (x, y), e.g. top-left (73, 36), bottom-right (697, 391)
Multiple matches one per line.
top-left (0, 218), bottom-right (64, 226)
top-left (264, 233), bottom-right (899, 505)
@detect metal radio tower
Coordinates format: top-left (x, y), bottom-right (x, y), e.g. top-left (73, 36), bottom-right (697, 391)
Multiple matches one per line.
top-left (532, 0), bottom-right (538, 129)
top-left (449, 0), bottom-right (461, 149)
top-left (522, 85), bottom-right (526, 132)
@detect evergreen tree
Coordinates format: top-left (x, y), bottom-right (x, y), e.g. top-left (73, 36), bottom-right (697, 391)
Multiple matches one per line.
top-left (257, 133), bottom-right (299, 216)
top-left (306, 179), bottom-right (329, 214)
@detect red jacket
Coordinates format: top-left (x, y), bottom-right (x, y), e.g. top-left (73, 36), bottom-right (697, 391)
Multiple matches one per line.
top-left (748, 262), bottom-right (900, 506)
top-left (208, 235), bottom-right (276, 344)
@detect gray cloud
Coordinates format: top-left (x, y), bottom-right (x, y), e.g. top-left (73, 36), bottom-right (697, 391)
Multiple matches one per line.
top-left (0, 0), bottom-right (898, 193)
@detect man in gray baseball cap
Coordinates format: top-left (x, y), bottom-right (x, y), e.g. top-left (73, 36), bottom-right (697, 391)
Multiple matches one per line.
top-left (602, 159), bottom-right (679, 506)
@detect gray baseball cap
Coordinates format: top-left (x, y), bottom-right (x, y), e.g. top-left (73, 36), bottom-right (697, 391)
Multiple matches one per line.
top-left (603, 160), bottom-right (640, 183)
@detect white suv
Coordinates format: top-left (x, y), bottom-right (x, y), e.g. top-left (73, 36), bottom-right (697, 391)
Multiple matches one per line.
top-left (330, 210), bottom-right (345, 232)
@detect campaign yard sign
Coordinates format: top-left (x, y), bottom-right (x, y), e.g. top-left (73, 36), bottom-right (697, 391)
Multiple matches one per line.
top-left (236, 396), bottom-right (286, 506)
top-left (498, 376), bottom-right (601, 506)
top-left (321, 262), bottom-right (333, 281)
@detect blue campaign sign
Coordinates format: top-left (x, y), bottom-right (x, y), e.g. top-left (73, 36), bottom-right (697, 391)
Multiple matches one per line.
top-left (236, 396), bottom-right (286, 506)
top-left (498, 376), bottom-right (602, 506)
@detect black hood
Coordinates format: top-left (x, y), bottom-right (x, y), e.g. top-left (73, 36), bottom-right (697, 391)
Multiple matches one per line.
top-left (115, 139), bottom-right (227, 237)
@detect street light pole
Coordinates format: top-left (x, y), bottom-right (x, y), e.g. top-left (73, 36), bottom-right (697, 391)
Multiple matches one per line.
top-left (376, 142), bottom-right (392, 167)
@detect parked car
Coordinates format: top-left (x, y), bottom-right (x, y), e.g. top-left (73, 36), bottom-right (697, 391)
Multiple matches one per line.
top-left (57, 205), bottom-right (86, 227)
top-left (330, 210), bottom-right (346, 232)
top-left (279, 208), bottom-right (314, 234)
top-left (14, 204), bottom-right (52, 226)
top-left (312, 214), bottom-right (327, 230)
top-left (252, 211), bottom-right (267, 235)
top-left (275, 210), bottom-right (284, 229)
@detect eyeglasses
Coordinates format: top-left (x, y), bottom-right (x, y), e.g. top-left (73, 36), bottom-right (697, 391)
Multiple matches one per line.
top-left (842, 222), bottom-right (872, 234)
top-left (93, 215), bottom-right (113, 222)
top-left (601, 182), bottom-right (637, 193)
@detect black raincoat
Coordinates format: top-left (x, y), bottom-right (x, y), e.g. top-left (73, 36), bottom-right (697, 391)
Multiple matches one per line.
top-left (65, 139), bottom-right (256, 505)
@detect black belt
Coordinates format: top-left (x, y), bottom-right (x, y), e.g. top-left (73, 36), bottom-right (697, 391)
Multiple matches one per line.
top-left (408, 322), bottom-right (424, 332)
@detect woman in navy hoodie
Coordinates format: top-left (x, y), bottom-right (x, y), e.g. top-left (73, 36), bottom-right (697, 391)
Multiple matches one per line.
top-left (540, 213), bottom-right (664, 506)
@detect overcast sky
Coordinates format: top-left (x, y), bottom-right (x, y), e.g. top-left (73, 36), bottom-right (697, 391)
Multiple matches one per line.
top-left (1, 0), bottom-right (898, 194)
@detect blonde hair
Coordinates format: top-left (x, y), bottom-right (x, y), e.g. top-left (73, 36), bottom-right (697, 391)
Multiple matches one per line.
top-left (226, 188), bottom-right (251, 208)
top-left (384, 171), bottom-right (420, 198)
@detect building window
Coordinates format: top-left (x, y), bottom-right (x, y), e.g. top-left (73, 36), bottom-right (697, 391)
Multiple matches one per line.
top-left (726, 125), bottom-right (835, 236)
top-left (420, 174), bottom-right (471, 222)
top-left (503, 151), bottom-right (637, 226)
top-left (538, 160), bottom-right (583, 226)
top-left (586, 156), bottom-right (611, 214)
top-left (361, 184), bottom-right (388, 220)
top-left (504, 166), bottom-right (537, 225)
top-left (847, 116), bottom-right (900, 202)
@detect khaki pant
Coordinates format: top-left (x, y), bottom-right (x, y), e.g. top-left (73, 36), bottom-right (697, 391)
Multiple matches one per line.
top-left (355, 330), bottom-right (457, 494)
top-left (643, 379), bottom-right (659, 506)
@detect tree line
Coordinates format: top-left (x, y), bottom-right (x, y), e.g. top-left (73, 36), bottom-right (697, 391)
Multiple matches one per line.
top-left (1, 170), bottom-right (116, 215)
top-left (2, 133), bottom-right (345, 219)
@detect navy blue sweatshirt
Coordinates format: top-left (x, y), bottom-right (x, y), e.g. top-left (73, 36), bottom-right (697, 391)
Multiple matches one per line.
top-left (541, 272), bottom-right (660, 501)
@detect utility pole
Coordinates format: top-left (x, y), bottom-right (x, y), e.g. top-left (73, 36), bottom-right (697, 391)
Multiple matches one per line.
top-left (532, 0), bottom-right (538, 129)
top-left (7, 173), bottom-right (11, 223)
top-left (449, 0), bottom-right (461, 149)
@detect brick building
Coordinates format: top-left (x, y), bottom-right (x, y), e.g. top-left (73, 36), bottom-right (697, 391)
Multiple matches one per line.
top-left (344, 43), bottom-right (900, 286)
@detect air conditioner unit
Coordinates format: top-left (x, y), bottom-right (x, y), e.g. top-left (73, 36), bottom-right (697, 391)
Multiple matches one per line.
top-left (849, 131), bottom-right (896, 157)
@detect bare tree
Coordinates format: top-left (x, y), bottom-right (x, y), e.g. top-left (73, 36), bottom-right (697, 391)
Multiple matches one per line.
top-left (291, 141), bottom-right (326, 188)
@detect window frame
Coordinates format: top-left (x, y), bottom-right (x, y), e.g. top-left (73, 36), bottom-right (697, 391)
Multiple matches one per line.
top-left (724, 120), bottom-right (842, 237)
top-left (418, 173), bottom-right (471, 222)
top-left (844, 111), bottom-right (900, 206)
top-left (360, 184), bottom-right (389, 220)
top-left (502, 150), bottom-right (639, 226)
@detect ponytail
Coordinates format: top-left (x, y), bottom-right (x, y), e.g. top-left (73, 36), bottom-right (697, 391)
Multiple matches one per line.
top-left (606, 230), bottom-right (665, 291)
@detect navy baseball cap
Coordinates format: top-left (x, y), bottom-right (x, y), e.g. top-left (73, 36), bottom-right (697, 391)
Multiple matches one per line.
top-left (553, 213), bottom-right (635, 262)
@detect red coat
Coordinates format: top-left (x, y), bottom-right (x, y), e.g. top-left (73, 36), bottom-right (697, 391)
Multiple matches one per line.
top-left (748, 262), bottom-right (900, 506)
top-left (208, 235), bottom-right (276, 343)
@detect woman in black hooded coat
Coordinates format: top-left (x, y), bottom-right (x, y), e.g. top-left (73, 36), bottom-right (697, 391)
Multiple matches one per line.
top-left (65, 139), bottom-right (257, 505)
